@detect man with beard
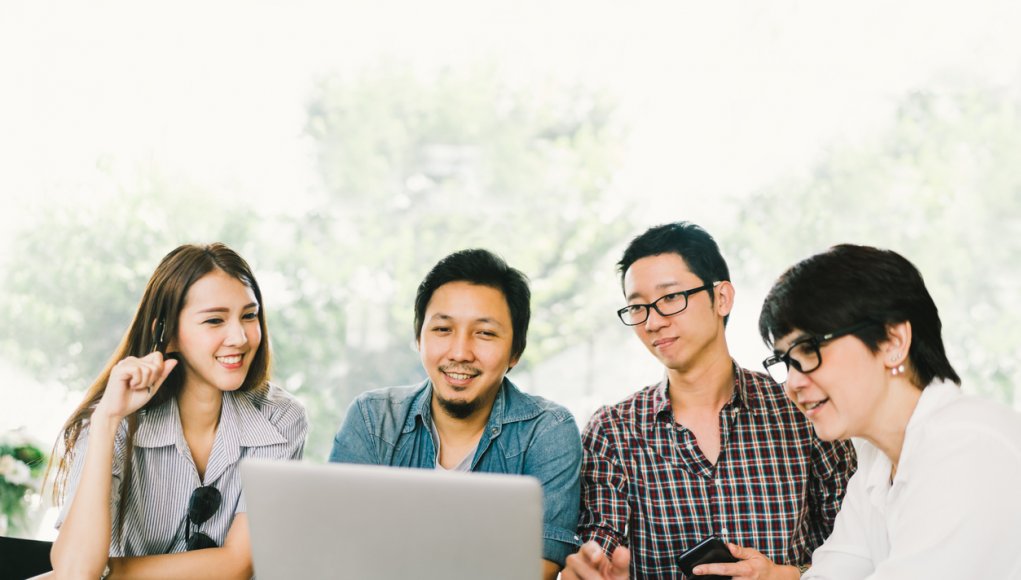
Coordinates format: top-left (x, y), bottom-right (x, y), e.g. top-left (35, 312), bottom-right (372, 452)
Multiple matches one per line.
top-left (329, 248), bottom-right (582, 579)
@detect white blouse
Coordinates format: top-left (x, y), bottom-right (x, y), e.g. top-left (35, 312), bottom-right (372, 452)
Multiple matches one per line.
top-left (805, 381), bottom-right (1021, 579)
top-left (56, 383), bottom-right (307, 556)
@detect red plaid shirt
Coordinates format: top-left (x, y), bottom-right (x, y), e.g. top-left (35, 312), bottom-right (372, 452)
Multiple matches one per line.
top-left (579, 364), bottom-right (856, 579)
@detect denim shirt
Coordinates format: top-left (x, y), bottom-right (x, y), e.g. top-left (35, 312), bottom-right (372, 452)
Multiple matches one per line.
top-left (329, 378), bottom-right (583, 566)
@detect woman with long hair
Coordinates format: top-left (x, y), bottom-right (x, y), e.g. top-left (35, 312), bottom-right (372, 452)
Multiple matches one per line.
top-left (739, 244), bottom-right (1021, 579)
top-left (46, 243), bottom-right (307, 579)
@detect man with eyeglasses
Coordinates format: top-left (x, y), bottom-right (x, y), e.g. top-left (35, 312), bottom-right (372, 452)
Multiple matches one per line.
top-left (562, 222), bottom-right (857, 580)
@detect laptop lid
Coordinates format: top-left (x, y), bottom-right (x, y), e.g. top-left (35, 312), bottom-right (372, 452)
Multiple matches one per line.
top-left (241, 459), bottom-right (543, 580)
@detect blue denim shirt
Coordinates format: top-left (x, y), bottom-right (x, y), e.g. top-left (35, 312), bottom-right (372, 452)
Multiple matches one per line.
top-left (329, 378), bottom-right (583, 566)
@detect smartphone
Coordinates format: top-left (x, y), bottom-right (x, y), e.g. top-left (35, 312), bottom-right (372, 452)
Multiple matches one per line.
top-left (677, 536), bottom-right (738, 580)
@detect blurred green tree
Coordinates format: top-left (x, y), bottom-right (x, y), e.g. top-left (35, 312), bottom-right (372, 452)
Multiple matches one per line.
top-left (284, 63), bottom-right (631, 457)
top-left (0, 174), bottom-right (259, 394)
top-left (0, 63), bottom-right (632, 461)
top-left (725, 81), bottom-right (1021, 403)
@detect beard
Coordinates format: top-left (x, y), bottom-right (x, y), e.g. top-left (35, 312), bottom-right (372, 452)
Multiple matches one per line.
top-left (435, 394), bottom-right (481, 420)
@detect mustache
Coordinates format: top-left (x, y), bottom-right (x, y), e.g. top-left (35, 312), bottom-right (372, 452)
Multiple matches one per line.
top-left (439, 364), bottom-right (481, 376)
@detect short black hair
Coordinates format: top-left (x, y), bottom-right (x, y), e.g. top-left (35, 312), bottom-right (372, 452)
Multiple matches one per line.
top-left (414, 249), bottom-right (531, 363)
top-left (758, 244), bottom-right (960, 387)
top-left (617, 222), bottom-right (732, 324)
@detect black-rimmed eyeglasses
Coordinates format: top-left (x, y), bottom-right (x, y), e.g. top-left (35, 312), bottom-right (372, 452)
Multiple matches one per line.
top-left (186, 485), bottom-right (222, 551)
top-left (616, 282), bottom-right (720, 326)
top-left (762, 321), bottom-right (878, 384)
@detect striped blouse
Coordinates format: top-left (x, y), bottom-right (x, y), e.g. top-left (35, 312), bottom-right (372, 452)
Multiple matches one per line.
top-left (56, 383), bottom-right (308, 557)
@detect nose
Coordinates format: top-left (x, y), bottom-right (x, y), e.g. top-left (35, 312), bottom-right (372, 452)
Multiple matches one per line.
top-left (643, 307), bottom-right (669, 332)
top-left (447, 331), bottom-right (474, 362)
top-left (223, 320), bottom-right (249, 347)
top-left (784, 365), bottom-right (810, 392)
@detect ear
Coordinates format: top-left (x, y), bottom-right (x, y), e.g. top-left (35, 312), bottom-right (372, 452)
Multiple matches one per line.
top-left (882, 321), bottom-right (912, 369)
top-left (507, 353), bottom-right (520, 373)
top-left (714, 281), bottom-right (736, 318)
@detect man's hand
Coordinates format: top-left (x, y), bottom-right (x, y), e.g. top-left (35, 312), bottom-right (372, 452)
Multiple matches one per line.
top-left (561, 541), bottom-right (630, 580)
top-left (692, 543), bottom-right (800, 580)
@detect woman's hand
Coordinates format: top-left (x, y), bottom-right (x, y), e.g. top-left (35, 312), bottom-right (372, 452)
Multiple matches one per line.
top-left (94, 352), bottom-right (178, 421)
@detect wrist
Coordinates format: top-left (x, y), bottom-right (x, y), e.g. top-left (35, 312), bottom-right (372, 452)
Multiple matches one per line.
top-left (89, 408), bottom-right (123, 432)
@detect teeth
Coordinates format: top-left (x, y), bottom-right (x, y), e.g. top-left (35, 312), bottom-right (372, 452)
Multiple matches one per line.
top-left (447, 372), bottom-right (474, 380)
top-left (805, 399), bottom-right (827, 411)
top-left (217, 355), bottom-right (242, 364)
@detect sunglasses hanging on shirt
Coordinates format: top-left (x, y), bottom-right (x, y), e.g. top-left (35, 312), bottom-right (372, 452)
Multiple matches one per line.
top-left (186, 485), bottom-right (222, 551)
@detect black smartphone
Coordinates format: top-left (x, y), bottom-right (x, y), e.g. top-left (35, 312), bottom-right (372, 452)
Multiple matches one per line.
top-left (677, 536), bottom-right (738, 580)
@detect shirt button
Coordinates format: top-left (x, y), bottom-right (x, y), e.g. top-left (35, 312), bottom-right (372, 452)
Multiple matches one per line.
top-left (720, 527), bottom-right (729, 537)
top-left (490, 427), bottom-right (499, 435)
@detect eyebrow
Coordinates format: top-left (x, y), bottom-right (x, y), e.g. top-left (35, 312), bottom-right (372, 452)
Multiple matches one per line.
top-left (774, 333), bottom-right (813, 354)
top-left (195, 302), bottom-right (259, 314)
top-left (428, 313), bottom-right (506, 327)
top-left (625, 281), bottom-right (683, 302)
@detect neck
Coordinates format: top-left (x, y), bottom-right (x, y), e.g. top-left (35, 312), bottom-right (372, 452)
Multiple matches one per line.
top-left (861, 377), bottom-right (923, 470)
top-left (178, 381), bottom-right (224, 433)
top-left (666, 347), bottom-right (734, 412)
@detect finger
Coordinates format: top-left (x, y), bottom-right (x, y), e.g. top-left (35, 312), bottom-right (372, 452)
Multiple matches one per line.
top-left (142, 350), bottom-right (165, 363)
top-left (727, 542), bottom-right (751, 559)
top-left (582, 541), bottom-right (605, 564)
top-left (563, 553), bottom-right (601, 580)
top-left (127, 364), bottom-right (144, 389)
top-left (157, 358), bottom-right (178, 384)
top-left (149, 359), bottom-right (178, 395)
top-left (136, 364), bottom-right (156, 392)
top-left (610, 545), bottom-right (631, 574)
top-left (693, 562), bottom-right (748, 577)
top-left (110, 358), bottom-right (136, 385)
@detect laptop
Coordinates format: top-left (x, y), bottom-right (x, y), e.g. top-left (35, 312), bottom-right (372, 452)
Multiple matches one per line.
top-left (241, 459), bottom-right (543, 580)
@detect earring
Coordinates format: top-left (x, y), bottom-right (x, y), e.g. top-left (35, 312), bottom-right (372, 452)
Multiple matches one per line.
top-left (891, 364), bottom-right (905, 376)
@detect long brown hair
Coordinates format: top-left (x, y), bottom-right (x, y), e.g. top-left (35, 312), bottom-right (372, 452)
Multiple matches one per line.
top-left (48, 242), bottom-right (272, 507)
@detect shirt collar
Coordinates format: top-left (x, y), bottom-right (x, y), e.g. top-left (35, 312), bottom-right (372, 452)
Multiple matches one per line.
top-left (134, 396), bottom-right (182, 448)
top-left (133, 389), bottom-right (288, 484)
top-left (652, 360), bottom-right (760, 420)
top-left (404, 376), bottom-right (541, 435)
top-left (861, 380), bottom-right (960, 496)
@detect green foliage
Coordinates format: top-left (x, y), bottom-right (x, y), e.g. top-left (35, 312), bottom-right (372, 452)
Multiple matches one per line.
top-left (0, 184), bottom-right (259, 390)
top-left (726, 82), bottom-right (1021, 402)
top-left (287, 63), bottom-right (632, 458)
top-left (1, 428), bottom-right (48, 536)
top-left (0, 63), bottom-right (632, 463)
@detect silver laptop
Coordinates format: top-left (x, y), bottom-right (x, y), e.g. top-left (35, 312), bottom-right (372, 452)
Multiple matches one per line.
top-left (241, 459), bottom-right (543, 580)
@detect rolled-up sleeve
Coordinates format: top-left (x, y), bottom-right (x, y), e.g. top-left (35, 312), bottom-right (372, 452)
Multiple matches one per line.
top-left (578, 406), bottom-right (630, 555)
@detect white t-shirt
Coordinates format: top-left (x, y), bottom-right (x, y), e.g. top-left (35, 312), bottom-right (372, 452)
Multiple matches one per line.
top-left (805, 381), bottom-right (1021, 579)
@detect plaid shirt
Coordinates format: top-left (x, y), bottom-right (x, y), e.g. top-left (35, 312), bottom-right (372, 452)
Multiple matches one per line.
top-left (579, 364), bottom-right (856, 579)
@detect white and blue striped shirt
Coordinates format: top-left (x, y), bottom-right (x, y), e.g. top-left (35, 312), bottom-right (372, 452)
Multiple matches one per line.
top-left (56, 383), bottom-right (308, 556)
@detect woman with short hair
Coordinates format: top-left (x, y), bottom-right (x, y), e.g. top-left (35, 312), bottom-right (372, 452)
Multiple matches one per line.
top-left (757, 244), bottom-right (1021, 579)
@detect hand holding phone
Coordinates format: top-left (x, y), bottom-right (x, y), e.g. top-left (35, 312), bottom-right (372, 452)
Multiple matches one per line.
top-left (677, 536), bottom-right (738, 580)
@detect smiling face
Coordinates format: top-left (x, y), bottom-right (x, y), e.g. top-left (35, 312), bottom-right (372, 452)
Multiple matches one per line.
top-left (622, 253), bottom-right (731, 374)
top-left (774, 328), bottom-right (891, 441)
top-left (418, 281), bottom-right (517, 420)
top-left (171, 269), bottom-right (262, 395)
